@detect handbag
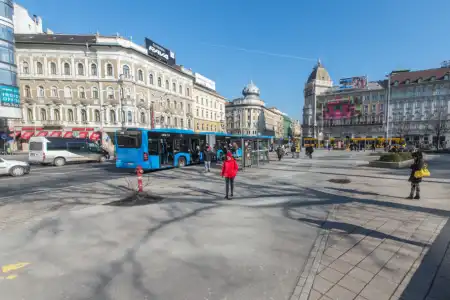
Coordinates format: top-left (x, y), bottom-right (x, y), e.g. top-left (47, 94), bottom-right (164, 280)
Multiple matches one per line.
top-left (414, 164), bottom-right (431, 178)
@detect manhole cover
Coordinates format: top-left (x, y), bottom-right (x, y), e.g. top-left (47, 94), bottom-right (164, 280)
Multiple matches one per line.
top-left (328, 178), bottom-right (351, 184)
top-left (104, 193), bottom-right (164, 207)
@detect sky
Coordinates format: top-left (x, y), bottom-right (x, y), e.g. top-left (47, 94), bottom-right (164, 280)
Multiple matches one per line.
top-left (16, 0), bottom-right (450, 121)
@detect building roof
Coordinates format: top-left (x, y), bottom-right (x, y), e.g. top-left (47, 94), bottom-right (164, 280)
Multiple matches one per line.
top-left (193, 82), bottom-right (225, 99)
top-left (15, 33), bottom-right (97, 44)
top-left (307, 60), bottom-right (331, 83)
top-left (390, 67), bottom-right (450, 85)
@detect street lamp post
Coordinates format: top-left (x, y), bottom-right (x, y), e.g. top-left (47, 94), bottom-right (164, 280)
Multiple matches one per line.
top-left (118, 74), bottom-right (125, 129)
top-left (386, 73), bottom-right (391, 145)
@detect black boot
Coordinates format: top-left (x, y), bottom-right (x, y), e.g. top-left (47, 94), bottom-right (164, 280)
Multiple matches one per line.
top-left (414, 193), bottom-right (420, 200)
top-left (406, 195), bottom-right (413, 199)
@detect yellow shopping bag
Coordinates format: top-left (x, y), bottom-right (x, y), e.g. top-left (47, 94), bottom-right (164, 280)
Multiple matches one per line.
top-left (414, 165), bottom-right (431, 178)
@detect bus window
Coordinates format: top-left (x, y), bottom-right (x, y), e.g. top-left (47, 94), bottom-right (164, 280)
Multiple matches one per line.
top-left (117, 131), bottom-right (142, 148)
top-left (148, 139), bottom-right (159, 155)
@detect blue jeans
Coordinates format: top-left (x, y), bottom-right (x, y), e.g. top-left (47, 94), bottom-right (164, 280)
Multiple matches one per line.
top-left (204, 161), bottom-right (211, 171)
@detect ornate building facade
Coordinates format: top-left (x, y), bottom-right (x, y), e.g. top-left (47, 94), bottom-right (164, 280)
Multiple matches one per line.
top-left (225, 81), bottom-right (284, 138)
top-left (13, 33), bottom-right (197, 149)
top-left (193, 83), bottom-right (226, 133)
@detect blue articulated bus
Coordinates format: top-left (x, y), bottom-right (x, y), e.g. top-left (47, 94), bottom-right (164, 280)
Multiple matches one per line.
top-left (115, 128), bottom-right (207, 170)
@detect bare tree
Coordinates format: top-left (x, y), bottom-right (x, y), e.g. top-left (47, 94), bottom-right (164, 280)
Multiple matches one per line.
top-left (394, 115), bottom-right (411, 142)
top-left (424, 110), bottom-right (449, 150)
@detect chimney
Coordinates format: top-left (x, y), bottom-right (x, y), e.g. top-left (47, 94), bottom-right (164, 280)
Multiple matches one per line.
top-left (33, 14), bottom-right (37, 24)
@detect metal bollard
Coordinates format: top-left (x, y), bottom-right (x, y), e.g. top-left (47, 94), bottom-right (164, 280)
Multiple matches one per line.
top-left (136, 165), bottom-right (144, 192)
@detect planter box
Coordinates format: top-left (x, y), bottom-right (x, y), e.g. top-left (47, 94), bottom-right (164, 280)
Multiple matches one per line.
top-left (369, 159), bottom-right (413, 169)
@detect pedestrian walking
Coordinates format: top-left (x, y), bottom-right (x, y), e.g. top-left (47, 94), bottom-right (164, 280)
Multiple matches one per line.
top-left (203, 144), bottom-right (213, 172)
top-left (221, 152), bottom-right (239, 200)
top-left (407, 151), bottom-right (425, 200)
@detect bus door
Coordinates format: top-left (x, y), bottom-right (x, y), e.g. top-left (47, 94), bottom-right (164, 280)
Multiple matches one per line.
top-left (159, 137), bottom-right (174, 167)
top-left (147, 138), bottom-right (160, 169)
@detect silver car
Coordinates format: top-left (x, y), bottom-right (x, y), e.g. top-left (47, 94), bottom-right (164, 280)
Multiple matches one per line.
top-left (0, 157), bottom-right (31, 177)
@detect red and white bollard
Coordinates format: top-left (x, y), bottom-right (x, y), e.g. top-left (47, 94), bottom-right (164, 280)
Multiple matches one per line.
top-left (136, 165), bottom-right (144, 192)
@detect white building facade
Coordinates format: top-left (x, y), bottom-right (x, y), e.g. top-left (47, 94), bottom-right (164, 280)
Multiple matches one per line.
top-left (13, 33), bottom-right (195, 150)
top-left (226, 81), bottom-right (284, 138)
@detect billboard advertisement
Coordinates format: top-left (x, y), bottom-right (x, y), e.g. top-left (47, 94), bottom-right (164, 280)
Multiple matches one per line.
top-left (321, 95), bottom-right (363, 120)
top-left (0, 85), bottom-right (21, 118)
top-left (195, 73), bottom-right (216, 91)
top-left (339, 76), bottom-right (367, 89)
top-left (145, 38), bottom-right (176, 66)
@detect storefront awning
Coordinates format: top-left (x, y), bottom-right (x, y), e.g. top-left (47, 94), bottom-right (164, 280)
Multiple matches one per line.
top-left (37, 131), bottom-right (48, 137)
top-left (9, 132), bottom-right (20, 138)
top-left (63, 132), bottom-right (73, 138)
top-left (50, 131), bottom-right (62, 137)
top-left (21, 132), bottom-right (34, 140)
top-left (79, 132), bottom-right (88, 139)
top-left (90, 132), bottom-right (101, 141)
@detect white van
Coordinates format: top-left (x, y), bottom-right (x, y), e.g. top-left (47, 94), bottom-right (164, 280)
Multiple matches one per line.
top-left (29, 136), bottom-right (108, 166)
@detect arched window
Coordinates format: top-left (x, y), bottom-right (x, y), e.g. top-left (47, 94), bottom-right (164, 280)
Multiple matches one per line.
top-left (64, 86), bottom-right (72, 98)
top-left (91, 64), bottom-right (97, 76)
top-left (110, 110), bottom-right (116, 123)
top-left (123, 65), bottom-right (130, 78)
top-left (140, 112), bottom-right (145, 124)
top-left (94, 110), bottom-right (100, 122)
top-left (22, 61), bottom-right (29, 74)
top-left (92, 87), bottom-right (99, 99)
top-left (77, 63), bottom-right (84, 76)
top-left (107, 64), bottom-right (113, 76)
top-left (54, 109), bottom-right (60, 121)
top-left (50, 86), bottom-right (58, 97)
top-left (68, 109), bottom-right (74, 122)
top-left (201, 123), bottom-right (204, 130)
top-left (50, 62), bottom-right (57, 75)
top-left (174, 100), bottom-right (177, 109)
top-left (24, 85), bottom-right (31, 98)
top-left (160, 116), bottom-right (165, 125)
top-left (172, 82), bottom-right (176, 92)
top-left (180, 118), bottom-right (184, 128)
top-left (37, 86), bottom-right (44, 97)
top-left (179, 85), bottom-right (182, 94)
top-left (27, 108), bottom-right (33, 121)
top-left (81, 109), bottom-right (87, 122)
top-left (186, 87), bottom-right (190, 96)
top-left (63, 62), bottom-right (71, 75)
top-left (180, 102), bottom-right (183, 110)
top-left (188, 119), bottom-right (191, 128)
top-left (166, 99), bottom-right (170, 108)
top-left (174, 118), bottom-right (178, 127)
top-left (36, 62), bottom-right (43, 75)
top-left (167, 116), bottom-right (171, 126)
top-left (165, 80), bottom-right (169, 89)
top-left (79, 87), bottom-right (85, 98)
top-left (40, 108), bottom-right (47, 121)
top-left (158, 77), bottom-right (162, 87)
top-left (138, 70), bottom-right (143, 81)
top-left (149, 74), bottom-right (154, 85)
top-left (196, 108), bottom-right (199, 117)
top-left (206, 124), bottom-right (209, 131)
top-left (107, 87), bottom-right (114, 99)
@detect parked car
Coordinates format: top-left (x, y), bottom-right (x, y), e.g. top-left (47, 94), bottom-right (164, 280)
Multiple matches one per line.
top-left (0, 157), bottom-right (30, 176)
top-left (29, 136), bottom-right (109, 166)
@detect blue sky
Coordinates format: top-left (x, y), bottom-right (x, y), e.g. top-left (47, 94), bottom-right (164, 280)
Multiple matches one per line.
top-left (17, 0), bottom-right (450, 120)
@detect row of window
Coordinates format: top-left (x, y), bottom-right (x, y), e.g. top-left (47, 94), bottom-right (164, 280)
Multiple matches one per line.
top-left (20, 61), bottom-right (191, 96)
top-left (195, 108), bottom-right (222, 121)
top-left (393, 74), bottom-right (450, 86)
top-left (195, 96), bottom-right (224, 111)
top-left (195, 122), bottom-right (220, 132)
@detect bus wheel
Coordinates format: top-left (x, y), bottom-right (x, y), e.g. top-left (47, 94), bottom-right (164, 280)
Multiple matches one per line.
top-left (54, 157), bottom-right (66, 167)
top-left (178, 157), bottom-right (186, 168)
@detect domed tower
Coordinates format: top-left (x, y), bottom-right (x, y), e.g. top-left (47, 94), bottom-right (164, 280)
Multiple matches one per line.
top-left (302, 59), bottom-right (333, 138)
top-left (242, 80), bottom-right (261, 100)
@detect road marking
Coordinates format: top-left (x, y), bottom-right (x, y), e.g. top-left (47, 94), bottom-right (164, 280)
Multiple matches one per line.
top-left (2, 262), bottom-right (30, 273)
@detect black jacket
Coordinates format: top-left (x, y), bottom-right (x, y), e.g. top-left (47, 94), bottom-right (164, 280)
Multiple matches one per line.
top-left (409, 157), bottom-right (425, 183)
top-left (203, 148), bottom-right (213, 162)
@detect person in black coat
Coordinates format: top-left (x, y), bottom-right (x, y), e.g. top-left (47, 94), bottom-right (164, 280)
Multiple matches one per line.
top-left (407, 151), bottom-right (425, 200)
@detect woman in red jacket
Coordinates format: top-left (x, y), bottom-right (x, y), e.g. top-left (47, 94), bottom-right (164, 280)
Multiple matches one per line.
top-left (221, 151), bottom-right (239, 199)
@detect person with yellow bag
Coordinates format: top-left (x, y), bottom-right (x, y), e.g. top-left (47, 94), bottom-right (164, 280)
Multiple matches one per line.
top-left (407, 151), bottom-right (426, 200)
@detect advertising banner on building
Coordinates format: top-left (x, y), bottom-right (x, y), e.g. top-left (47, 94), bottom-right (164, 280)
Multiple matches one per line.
top-left (339, 76), bottom-right (367, 89)
top-left (322, 95), bottom-right (363, 120)
top-left (145, 38), bottom-right (176, 66)
top-left (0, 85), bottom-right (19, 108)
top-left (194, 73), bottom-right (216, 91)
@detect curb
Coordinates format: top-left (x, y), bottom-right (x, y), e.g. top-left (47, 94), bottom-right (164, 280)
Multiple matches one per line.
top-left (290, 204), bottom-right (337, 300)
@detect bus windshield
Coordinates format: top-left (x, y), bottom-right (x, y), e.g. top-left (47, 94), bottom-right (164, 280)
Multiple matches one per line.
top-left (116, 131), bottom-right (142, 148)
